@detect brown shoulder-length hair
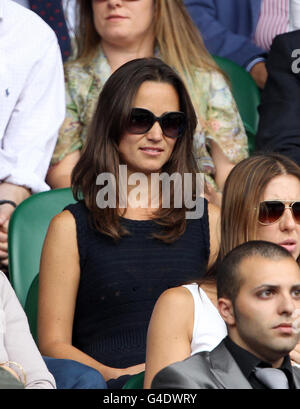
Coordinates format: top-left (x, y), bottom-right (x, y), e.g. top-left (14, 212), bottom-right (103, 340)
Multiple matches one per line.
top-left (202, 153), bottom-right (300, 283)
top-left (71, 57), bottom-right (199, 243)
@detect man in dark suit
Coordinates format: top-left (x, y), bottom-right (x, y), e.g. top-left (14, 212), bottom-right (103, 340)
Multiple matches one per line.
top-left (151, 241), bottom-right (300, 389)
top-left (256, 30), bottom-right (300, 167)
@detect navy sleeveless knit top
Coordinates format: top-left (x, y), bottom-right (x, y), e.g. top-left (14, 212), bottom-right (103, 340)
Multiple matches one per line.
top-left (65, 200), bottom-right (210, 368)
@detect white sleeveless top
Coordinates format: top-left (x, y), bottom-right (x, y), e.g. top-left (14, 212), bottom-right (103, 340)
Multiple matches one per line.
top-left (182, 283), bottom-right (227, 355)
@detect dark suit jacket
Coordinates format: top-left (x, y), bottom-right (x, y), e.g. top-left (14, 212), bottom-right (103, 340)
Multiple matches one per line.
top-left (184, 0), bottom-right (264, 68)
top-left (256, 30), bottom-right (300, 167)
top-left (151, 340), bottom-right (300, 389)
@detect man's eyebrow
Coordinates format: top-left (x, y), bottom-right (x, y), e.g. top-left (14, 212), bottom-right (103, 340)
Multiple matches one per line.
top-left (253, 284), bottom-right (278, 291)
top-left (253, 284), bottom-right (300, 291)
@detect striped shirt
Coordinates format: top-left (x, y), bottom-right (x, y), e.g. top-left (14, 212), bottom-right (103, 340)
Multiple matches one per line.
top-left (254, 0), bottom-right (289, 50)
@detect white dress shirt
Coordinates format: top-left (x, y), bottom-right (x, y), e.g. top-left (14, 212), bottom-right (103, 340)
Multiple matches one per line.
top-left (290, 0), bottom-right (300, 30)
top-left (0, 0), bottom-right (65, 193)
top-left (0, 271), bottom-right (56, 388)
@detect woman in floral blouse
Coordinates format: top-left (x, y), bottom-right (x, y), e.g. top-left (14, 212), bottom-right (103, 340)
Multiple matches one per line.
top-left (47, 0), bottom-right (248, 203)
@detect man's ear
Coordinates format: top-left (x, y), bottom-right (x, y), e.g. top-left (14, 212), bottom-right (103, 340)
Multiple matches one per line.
top-left (218, 297), bottom-right (236, 326)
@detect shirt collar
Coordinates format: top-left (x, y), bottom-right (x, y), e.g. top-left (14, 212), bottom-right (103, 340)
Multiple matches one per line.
top-left (224, 336), bottom-right (293, 380)
top-left (224, 336), bottom-right (261, 379)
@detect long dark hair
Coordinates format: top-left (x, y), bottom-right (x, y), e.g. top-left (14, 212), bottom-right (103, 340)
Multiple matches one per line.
top-left (72, 57), bottom-right (199, 242)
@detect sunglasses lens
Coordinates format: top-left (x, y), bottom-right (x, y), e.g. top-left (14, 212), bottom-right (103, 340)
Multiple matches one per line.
top-left (127, 108), bottom-right (186, 137)
top-left (161, 112), bottom-right (186, 138)
top-left (128, 109), bottom-right (153, 134)
top-left (292, 202), bottom-right (300, 224)
top-left (258, 201), bottom-right (285, 224)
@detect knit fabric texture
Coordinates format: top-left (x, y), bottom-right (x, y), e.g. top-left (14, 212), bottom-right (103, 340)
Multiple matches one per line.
top-left (66, 200), bottom-right (210, 368)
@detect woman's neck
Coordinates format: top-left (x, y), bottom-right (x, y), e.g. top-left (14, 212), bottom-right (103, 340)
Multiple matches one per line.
top-left (119, 172), bottom-right (161, 220)
top-left (101, 39), bottom-right (155, 73)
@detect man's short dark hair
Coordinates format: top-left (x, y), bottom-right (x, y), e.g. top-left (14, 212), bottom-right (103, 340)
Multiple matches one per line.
top-left (216, 240), bottom-right (294, 302)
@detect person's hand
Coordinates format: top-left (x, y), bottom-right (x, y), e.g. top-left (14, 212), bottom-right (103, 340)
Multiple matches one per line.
top-left (250, 61), bottom-right (268, 89)
top-left (0, 183), bottom-right (30, 269)
top-left (0, 204), bottom-right (14, 267)
top-left (113, 363), bottom-right (145, 380)
top-left (290, 341), bottom-right (300, 366)
top-left (123, 363), bottom-right (145, 376)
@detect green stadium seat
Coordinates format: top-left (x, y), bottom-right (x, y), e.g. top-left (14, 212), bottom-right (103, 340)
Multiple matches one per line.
top-left (213, 55), bottom-right (261, 154)
top-left (8, 188), bottom-right (76, 338)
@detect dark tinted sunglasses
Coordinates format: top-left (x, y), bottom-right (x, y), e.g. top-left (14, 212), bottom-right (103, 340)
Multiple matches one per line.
top-left (258, 200), bottom-right (300, 225)
top-left (127, 108), bottom-right (186, 138)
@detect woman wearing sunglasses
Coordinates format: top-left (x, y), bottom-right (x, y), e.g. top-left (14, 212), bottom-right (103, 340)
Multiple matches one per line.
top-left (46, 0), bottom-right (248, 204)
top-left (144, 152), bottom-right (300, 388)
top-left (37, 58), bottom-right (220, 389)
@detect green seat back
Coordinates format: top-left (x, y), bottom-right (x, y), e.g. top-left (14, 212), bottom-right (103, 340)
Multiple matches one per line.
top-left (24, 274), bottom-right (39, 342)
top-left (213, 55), bottom-right (261, 154)
top-left (8, 188), bottom-right (76, 334)
top-left (122, 371), bottom-right (145, 389)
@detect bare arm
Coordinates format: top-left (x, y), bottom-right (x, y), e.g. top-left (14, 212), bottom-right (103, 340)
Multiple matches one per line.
top-left (144, 287), bottom-right (194, 389)
top-left (210, 140), bottom-right (235, 193)
top-left (38, 210), bottom-right (143, 381)
top-left (207, 202), bottom-right (220, 269)
top-left (46, 150), bottom-right (80, 189)
top-left (250, 61), bottom-right (268, 89)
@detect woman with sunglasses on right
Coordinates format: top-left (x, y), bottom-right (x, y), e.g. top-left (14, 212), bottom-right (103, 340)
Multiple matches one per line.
top-left (144, 152), bottom-right (300, 388)
top-left (219, 153), bottom-right (300, 262)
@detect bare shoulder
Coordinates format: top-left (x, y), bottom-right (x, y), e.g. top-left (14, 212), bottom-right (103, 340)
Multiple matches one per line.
top-left (44, 210), bottom-right (77, 252)
top-left (51, 209), bottom-right (75, 223)
top-left (48, 210), bottom-right (76, 232)
top-left (154, 286), bottom-right (194, 313)
top-left (40, 210), bottom-right (80, 279)
top-left (145, 287), bottom-right (195, 388)
top-left (148, 285), bottom-right (195, 343)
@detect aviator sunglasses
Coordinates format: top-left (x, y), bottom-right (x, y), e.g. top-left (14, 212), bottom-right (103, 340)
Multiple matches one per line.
top-left (258, 200), bottom-right (300, 225)
top-left (127, 108), bottom-right (186, 138)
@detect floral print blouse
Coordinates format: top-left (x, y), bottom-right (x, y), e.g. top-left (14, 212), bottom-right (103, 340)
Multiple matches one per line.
top-left (51, 47), bottom-right (248, 188)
